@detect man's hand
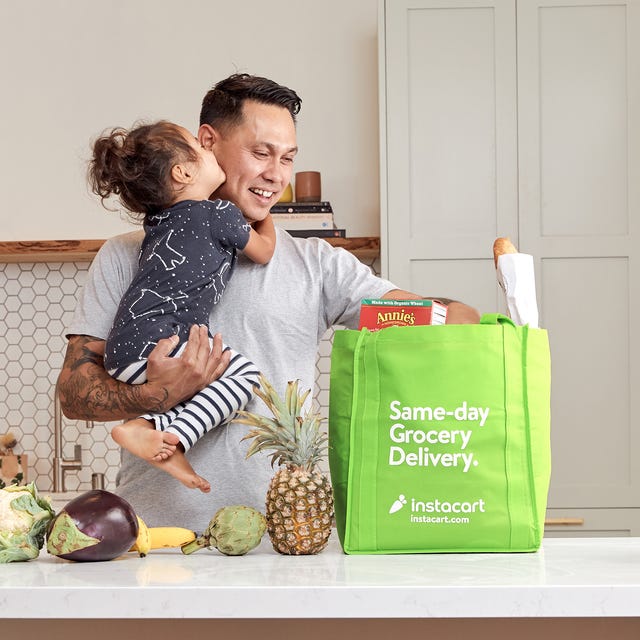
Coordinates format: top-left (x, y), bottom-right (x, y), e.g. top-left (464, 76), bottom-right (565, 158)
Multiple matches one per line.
top-left (58, 326), bottom-right (230, 422)
top-left (145, 326), bottom-right (231, 410)
top-left (441, 301), bottom-right (481, 324)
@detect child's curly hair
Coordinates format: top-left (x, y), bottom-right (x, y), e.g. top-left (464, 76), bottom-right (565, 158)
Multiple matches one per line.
top-left (88, 120), bottom-right (198, 221)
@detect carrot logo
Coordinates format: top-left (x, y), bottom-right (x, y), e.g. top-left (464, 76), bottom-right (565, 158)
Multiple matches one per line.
top-left (388, 494), bottom-right (408, 514)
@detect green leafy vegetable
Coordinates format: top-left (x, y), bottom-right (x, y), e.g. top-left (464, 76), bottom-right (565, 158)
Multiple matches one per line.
top-left (0, 482), bottom-right (55, 563)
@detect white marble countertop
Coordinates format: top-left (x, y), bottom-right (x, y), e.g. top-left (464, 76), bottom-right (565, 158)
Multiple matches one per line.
top-left (1, 535), bottom-right (639, 619)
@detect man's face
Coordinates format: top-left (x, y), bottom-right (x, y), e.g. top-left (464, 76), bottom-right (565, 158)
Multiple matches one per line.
top-left (207, 100), bottom-right (298, 222)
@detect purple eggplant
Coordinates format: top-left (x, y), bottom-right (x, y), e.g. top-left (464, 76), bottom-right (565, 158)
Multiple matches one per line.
top-left (46, 489), bottom-right (138, 562)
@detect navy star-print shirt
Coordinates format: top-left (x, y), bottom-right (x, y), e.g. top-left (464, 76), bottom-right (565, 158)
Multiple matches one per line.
top-left (104, 199), bottom-right (250, 370)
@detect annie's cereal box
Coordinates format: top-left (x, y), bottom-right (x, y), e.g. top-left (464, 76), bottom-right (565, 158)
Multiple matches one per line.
top-left (358, 299), bottom-right (447, 331)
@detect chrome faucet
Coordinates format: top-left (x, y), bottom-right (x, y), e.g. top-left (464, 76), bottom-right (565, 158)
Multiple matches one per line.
top-left (52, 383), bottom-right (93, 492)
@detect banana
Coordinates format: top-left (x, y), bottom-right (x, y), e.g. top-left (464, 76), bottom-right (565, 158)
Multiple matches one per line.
top-left (149, 526), bottom-right (197, 549)
top-left (131, 516), bottom-right (151, 557)
top-left (129, 516), bottom-right (196, 557)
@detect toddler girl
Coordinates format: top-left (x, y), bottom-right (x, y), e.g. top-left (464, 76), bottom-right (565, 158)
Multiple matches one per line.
top-left (89, 120), bottom-right (275, 492)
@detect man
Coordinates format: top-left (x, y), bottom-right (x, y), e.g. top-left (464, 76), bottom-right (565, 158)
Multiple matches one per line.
top-left (59, 74), bottom-right (480, 531)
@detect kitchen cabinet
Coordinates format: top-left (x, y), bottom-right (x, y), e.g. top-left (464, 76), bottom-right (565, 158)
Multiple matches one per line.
top-left (379, 0), bottom-right (640, 534)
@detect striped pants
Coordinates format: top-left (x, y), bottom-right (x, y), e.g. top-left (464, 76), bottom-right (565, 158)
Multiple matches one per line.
top-left (108, 343), bottom-right (259, 452)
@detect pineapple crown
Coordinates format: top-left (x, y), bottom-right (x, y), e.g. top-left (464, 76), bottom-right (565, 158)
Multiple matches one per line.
top-left (234, 374), bottom-right (327, 472)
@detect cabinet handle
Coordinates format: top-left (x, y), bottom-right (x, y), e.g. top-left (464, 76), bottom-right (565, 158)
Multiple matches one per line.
top-left (544, 518), bottom-right (585, 526)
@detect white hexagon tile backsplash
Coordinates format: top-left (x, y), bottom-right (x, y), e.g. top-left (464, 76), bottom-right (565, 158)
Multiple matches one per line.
top-left (0, 256), bottom-right (380, 493)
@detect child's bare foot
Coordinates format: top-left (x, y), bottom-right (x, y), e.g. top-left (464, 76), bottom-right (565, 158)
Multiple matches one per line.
top-left (151, 450), bottom-right (211, 493)
top-left (112, 419), bottom-right (180, 462)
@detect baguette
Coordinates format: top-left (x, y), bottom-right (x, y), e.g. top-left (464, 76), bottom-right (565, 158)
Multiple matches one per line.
top-left (493, 237), bottom-right (518, 268)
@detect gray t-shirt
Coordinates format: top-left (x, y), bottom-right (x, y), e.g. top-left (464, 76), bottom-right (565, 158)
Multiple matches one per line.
top-left (67, 227), bottom-right (396, 530)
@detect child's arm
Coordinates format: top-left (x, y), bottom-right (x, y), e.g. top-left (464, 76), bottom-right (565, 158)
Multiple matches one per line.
top-left (242, 213), bottom-right (276, 264)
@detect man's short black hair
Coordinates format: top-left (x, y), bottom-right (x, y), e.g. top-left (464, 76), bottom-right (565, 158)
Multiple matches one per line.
top-left (199, 73), bottom-right (302, 130)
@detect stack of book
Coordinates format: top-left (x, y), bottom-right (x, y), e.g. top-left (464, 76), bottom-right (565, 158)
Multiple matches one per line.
top-left (270, 201), bottom-right (346, 238)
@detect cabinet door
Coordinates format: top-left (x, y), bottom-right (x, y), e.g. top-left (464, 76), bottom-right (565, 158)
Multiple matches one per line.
top-left (517, 0), bottom-right (640, 508)
top-left (381, 0), bottom-right (640, 516)
top-left (380, 0), bottom-right (518, 312)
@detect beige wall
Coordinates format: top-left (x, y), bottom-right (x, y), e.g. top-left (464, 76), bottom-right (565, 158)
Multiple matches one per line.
top-left (0, 0), bottom-right (380, 241)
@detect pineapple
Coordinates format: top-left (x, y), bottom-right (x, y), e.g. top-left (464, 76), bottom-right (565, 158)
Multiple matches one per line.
top-left (235, 374), bottom-right (334, 555)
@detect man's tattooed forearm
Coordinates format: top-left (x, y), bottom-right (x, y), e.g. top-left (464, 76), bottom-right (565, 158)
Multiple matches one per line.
top-left (59, 335), bottom-right (169, 420)
top-left (84, 375), bottom-right (170, 419)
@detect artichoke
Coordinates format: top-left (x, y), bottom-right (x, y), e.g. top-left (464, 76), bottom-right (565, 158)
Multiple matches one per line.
top-left (181, 505), bottom-right (266, 556)
top-left (0, 482), bottom-right (55, 563)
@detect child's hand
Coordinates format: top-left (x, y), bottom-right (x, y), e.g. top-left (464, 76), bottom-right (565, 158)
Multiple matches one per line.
top-left (244, 213), bottom-right (276, 264)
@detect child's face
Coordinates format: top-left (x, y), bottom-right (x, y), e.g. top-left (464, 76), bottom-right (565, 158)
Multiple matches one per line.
top-left (179, 126), bottom-right (226, 199)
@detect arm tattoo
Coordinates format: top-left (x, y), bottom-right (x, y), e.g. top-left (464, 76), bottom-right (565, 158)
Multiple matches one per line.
top-left (67, 341), bottom-right (103, 371)
top-left (58, 335), bottom-right (169, 421)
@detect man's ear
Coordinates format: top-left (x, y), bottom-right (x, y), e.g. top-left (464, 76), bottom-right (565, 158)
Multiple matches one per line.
top-left (171, 163), bottom-right (193, 185)
top-left (198, 124), bottom-right (218, 150)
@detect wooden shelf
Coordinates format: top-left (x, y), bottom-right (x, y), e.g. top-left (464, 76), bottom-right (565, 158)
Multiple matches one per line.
top-left (0, 237), bottom-right (380, 263)
top-left (325, 236), bottom-right (380, 259)
top-left (0, 240), bottom-right (104, 263)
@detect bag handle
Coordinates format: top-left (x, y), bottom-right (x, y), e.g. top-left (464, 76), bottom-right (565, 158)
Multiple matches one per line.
top-left (480, 313), bottom-right (517, 327)
top-left (344, 328), bottom-right (371, 551)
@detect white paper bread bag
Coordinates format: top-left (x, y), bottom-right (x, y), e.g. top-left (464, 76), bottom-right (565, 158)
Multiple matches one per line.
top-left (493, 237), bottom-right (539, 328)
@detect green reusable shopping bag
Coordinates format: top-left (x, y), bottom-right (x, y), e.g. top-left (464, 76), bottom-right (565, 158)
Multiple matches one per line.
top-left (328, 314), bottom-right (551, 554)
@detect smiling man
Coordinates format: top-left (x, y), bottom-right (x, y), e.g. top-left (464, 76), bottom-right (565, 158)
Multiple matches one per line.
top-left (199, 79), bottom-right (299, 222)
top-left (58, 74), bottom-right (479, 530)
